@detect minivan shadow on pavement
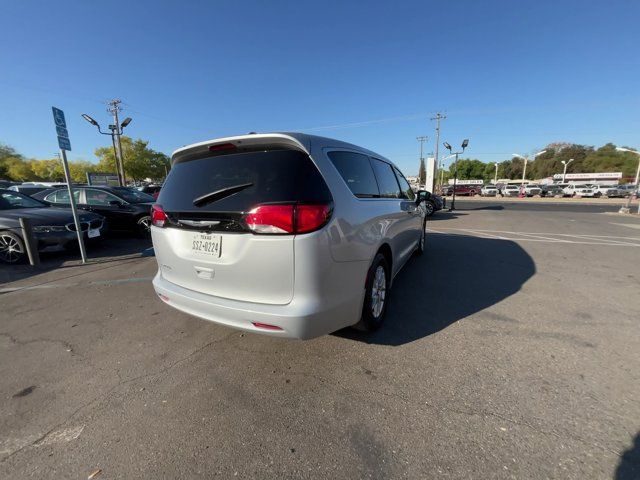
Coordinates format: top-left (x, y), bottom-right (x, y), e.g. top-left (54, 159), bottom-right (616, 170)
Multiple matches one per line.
top-left (338, 232), bottom-right (535, 346)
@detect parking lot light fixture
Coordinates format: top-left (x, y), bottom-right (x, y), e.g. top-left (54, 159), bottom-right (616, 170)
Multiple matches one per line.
top-left (513, 150), bottom-right (547, 195)
top-left (560, 158), bottom-right (575, 183)
top-left (615, 147), bottom-right (640, 213)
top-left (81, 114), bottom-right (99, 127)
top-left (444, 140), bottom-right (469, 211)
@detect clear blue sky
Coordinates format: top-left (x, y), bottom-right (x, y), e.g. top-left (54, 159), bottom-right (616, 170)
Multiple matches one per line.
top-left (1, 0), bottom-right (638, 175)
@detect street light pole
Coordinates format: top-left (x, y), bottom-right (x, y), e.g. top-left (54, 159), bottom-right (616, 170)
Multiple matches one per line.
top-left (616, 147), bottom-right (640, 213)
top-left (440, 153), bottom-right (455, 190)
top-left (416, 136), bottom-right (427, 188)
top-left (513, 150), bottom-right (547, 197)
top-left (494, 162), bottom-right (499, 184)
top-left (81, 101), bottom-right (132, 187)
top-left (561, 158), bottom-right (574, 183)
top-left (444, 140), bottom-right (469, 211)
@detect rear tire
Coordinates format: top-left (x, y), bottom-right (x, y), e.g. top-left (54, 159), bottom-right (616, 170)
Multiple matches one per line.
top-left (137, 216), bottom-right (152, 237)
top-left (354, 253), bottom-right (390, 332)
top-left (424, 201), bottom-right (435, 217)
top-left (0, 231), bottom-right (26, 264)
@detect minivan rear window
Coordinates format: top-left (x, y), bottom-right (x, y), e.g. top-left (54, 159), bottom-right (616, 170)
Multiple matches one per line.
top-left (158, 149), bottom-right (332, 213)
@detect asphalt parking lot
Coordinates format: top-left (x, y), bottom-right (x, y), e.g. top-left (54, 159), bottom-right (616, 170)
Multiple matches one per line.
top-left (1, 203), bottom-right (639, 479)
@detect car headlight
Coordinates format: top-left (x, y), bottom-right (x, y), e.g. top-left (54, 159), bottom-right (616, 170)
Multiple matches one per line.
top-left (32, 225), bottom-right (67, 233)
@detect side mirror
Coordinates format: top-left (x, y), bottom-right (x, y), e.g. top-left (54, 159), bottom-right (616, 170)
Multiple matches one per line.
top-left (109, 200), bottom-right (124, 207)
top-left (415, 190), bottom-right (432, 204)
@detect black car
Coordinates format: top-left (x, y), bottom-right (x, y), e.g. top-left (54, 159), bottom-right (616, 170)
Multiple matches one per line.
top-left (424, 191), bottom-right (446, 216)
top-left (0, 189), bottom-right (105, 264)
top-left (33, 186), bottom-right (155, 235)
top-left (137, 184), bottom-right (162, 199)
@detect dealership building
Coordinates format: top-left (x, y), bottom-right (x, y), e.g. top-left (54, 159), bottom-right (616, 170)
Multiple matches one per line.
top-left (550, 172), bottom-right (623, 184)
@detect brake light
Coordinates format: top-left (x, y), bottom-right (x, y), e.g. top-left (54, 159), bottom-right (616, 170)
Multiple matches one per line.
top-left (246, 205), bottom-right (294, 233)
top-left (296, 204), bottom-right (332, 233)
top-left (208, 142), bottom-right (237, 152)
top-left (244, 204), bottom-right (331, 234)
top-left (151, 204), bottom-right (167, 227)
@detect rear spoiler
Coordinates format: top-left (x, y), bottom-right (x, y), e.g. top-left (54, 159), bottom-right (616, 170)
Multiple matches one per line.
top-left (171, 134), bottom-right (310, 165)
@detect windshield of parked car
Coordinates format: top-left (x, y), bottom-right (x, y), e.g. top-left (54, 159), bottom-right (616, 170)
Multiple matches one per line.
top-left (111, 187), bottom-right (155, 204)
top-left (0, 191), bottom-right (47, 209)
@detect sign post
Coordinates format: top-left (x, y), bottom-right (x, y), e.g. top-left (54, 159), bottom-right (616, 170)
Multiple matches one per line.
top-left (52, 107), bottom-right (88, 264)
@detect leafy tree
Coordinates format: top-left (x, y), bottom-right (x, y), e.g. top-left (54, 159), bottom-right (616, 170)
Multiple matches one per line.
top-left (94, 136), bottom-right (170, 182)
top-left (583, 143), bottom-right (637, 177)
top-left (448, 158), bottom-right (486, 180)
top-left (30, 159), bottom-right (65, 181)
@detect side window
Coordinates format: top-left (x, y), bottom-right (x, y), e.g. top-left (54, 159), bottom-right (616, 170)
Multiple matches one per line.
top-left (393, 167), bottom-right (415, 200)
top-left (370, 159), bottom-right (401, 198)
top-left (46, 189), bottom-right (78, 204)
top-left (327, 151), bottom-right (380, 198)
top-left (85, 189), bottom-right (121, 206)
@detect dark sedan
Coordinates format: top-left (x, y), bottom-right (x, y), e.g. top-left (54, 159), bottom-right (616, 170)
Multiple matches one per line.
top-left (0, 189), bottom-right (105, 264)
top-left (424, 192), bottom-right (446, 216)
top-left (33, 186), bottom-right (154, 236)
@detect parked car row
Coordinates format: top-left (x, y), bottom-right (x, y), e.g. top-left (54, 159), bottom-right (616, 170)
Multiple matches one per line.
top-left (0, 189), bottom-right (105, 264)
top-left (472, 182), bottom-right (638, 198)
top-left (0, 185), bottom-right (157, 264)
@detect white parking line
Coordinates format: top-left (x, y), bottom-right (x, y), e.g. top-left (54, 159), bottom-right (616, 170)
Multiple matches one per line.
top-left (428, 228), bottom-right (640, 247)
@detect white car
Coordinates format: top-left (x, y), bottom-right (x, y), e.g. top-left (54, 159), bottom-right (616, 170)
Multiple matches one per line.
top-left (501, 184), bottom-right (521, 197)
top-left (524, 183), bottom-right (542, 196)
top-left (563, 184), bottom-right (596, 197)
top-left (481, 185), bottom-right (498, 196)
top-left (592, 185), bottom-right (623, 198)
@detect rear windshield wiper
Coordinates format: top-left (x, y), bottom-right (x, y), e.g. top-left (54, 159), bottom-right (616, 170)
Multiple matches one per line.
top-left (192, 182), bottom-right (254, 207)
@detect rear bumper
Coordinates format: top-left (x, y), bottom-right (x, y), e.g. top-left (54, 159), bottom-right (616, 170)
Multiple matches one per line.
top-left (152, 271), bottom-right (362, 340)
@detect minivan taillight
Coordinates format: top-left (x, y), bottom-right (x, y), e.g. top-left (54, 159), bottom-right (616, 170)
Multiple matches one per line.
top-left (151, 204), bottom-right (167, 227)
top-left (245, 204), bottom-right (331, 234)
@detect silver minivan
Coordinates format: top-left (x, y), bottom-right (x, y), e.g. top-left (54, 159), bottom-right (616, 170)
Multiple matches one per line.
top-left (151, 133), bottom-right (427, 339)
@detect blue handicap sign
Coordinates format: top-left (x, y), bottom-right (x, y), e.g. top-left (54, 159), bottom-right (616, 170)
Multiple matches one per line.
top-left (52, 107), bottom-right (66, 128)
top-left (52, 107), bottom-right (71, 150)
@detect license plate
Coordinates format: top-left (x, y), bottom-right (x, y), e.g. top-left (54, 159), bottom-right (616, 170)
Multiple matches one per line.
top-left (191, 233), bottom-right (222, 257)
top-left (88, 228), bottom-right (100, 238)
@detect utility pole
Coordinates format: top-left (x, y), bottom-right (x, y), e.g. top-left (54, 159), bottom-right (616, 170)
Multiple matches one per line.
top-left (431, 112), bottom-right (446, 188)
top-left (494, 162), bottom-right (499, 184)
top-left (107, 99), bottom-right (126, 186)
top-left (416, 136), bottom-right (427, 188)
top-left (82, 102), bottom-right (133, 188)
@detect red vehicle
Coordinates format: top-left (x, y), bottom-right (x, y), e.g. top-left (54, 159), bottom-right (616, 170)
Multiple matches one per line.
top-left (442, 184), bottom-right (480, 196)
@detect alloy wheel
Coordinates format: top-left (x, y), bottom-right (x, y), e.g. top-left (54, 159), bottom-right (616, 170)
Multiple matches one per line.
top-left (0, 234), bottom-right (24, 264)
top-left (371, 265), bottom-right (386, 318)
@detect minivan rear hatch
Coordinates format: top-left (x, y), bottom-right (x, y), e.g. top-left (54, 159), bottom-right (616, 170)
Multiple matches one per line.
top-left (152, 137), bottom-right (332, 305)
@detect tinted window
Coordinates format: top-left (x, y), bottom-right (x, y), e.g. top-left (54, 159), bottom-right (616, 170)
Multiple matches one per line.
top-left (46, 189), bottom-right (80, 204)
top-left (159, 149), bottom-right (332, 213)
top-left (86, 189), bottom-right (122, 206)
top-left (0, 192), bottom-right (46, 209)
top-left (371, 159), bottom-right (401, 198)
top-left (327, 151), bottom-right (379, 198)
top-left (393, 167), bottom-right (415, 200)
top-left (112, 187), bottom-right (155, 203)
